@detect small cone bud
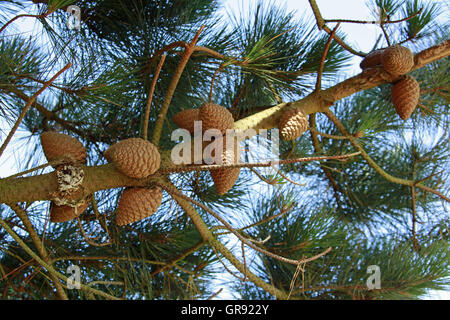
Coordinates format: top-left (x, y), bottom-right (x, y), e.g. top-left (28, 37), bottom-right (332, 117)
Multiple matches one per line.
top-left (199, 103), bottom-right (234, 134)
top-left (360, 49), bottom-right (384, 70)
top-left (50, 201), bottom-right (89, 223)
top-left (279, 108), bottom-right (308, 140)
top-left (116, 187), bottom-right (163, 226)
top-left (173, 109), bottom-right (200, 134)
top-left (41, 132), bottom-right (87, 165)
top-left (381, 45), bottom-right (414, 76)
top-left (105, 138), bottom-right (160, 178)
top-left (391, 75), bottom-right (420, 120)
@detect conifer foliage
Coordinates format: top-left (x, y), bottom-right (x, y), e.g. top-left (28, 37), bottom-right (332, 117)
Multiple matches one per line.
top-left (0, 0), bottom-right (448, 300)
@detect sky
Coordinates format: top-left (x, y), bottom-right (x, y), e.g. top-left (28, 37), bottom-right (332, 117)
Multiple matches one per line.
top-left (0, 0), bottom-right (448, 300)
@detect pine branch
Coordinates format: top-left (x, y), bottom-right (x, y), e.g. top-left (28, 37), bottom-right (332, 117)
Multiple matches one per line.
top-left (233, 40), bottom-right (450, 133)
top-left (0, 62), bottom-right (72, 158)
top-left (324, 110), bottom-right (450, 203)
top-left (0, 216), bottom-right (121, 300)
top-left (151, 26), bottom-right (205, 146)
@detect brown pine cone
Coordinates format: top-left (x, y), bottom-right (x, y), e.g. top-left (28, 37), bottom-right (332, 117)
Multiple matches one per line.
top-left (381, 45), bottom-right (414, 76)
top-left (360, 49), bottom-right (384, 70)
top-left (172, 108), bottom-right (200, 134)
top-left (210, 136), bottom-right (241, 195)
top-left (50, 201), bottom-right (90, 223)
top-left (116, 187), bottom-right (163, 226)
top-left (40, 132), bottom-right (87, 165)
top-left (105, 138), bottom-right (160, 178)
top-left (391, 75), bottom-right (420, 120)
top-left (278, 108), bottom-right (308, 140)
top-left (199, 103), bottom-right (234, 134)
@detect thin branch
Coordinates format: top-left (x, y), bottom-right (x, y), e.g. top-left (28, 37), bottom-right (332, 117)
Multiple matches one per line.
top-left (3, 159), bottom-right (65, 179)
top-left (324, 110), bottom-right (450, 203)
top-left (0, 62), bottom-right (72, 159)
top-left (380, 24), bottom-right (391, 47)
top-left (151, 26), bottom-right (205, 146)
top-left (0, 13), bottom-right (48, 33)
top-left (75, 216), bottom-right (113, 247)
top-left (160, 182), bottom-right (331, 267)
top-left (316, 23), bottom-right (340, 91)
top-left (0, 216), bottom-right (121, 300)
top-left (207, 288), bottom-right (223, 300)
top-left (8, 203), bottom-right (68, 300)
top-left (307, 0), bottom-right (365, 57)
top-left (160, 152), bottom-right (361, 174)
top-left (323, 8), bottom-right (423, 25)
top-left (142, 53), bottom-right (166, 140)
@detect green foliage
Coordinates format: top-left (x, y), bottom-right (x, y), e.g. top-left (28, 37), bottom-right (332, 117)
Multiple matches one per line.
top-left (0, 0), bottom-right (448, 300)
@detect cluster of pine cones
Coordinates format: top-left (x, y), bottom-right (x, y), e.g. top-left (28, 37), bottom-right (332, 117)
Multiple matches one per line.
top-left (360, 45), bottom-right (420, 120)
top-left (40, 132), bottom-right (162, 226)
top-left (172, 102), bottom-right (240, 195)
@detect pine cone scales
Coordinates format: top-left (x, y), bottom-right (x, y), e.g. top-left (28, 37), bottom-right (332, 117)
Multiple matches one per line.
top-left (105, 138), bottom-right (160, 179)
top-left (50, 201), bottom-right (89, 223)
top-left (279, 108), bottom-right (309, 140)
top-left (173, 108), bottom-right (200, 134)
top-left (40, 132), bottom-right (87, 164)
top-left (381, 45), bottom-right (414, 76)
top-left (210, 138), bottom-right (241, 195)
top-left (200, 103), bottom-right (234, 134)
top-left (391, 75), bottom-right (420, 120)
top-left (116, 187), bottom-right (163, 225)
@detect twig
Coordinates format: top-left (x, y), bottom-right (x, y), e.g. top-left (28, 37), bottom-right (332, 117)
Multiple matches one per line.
top-left (76, 217), bottom-right (113, 247)
top-left (8, 203), bottom-right (68, 300)
top-left (209, 63), bottom-right (225, 103)
top-left (142, 53), bottom-right (166, 140)
top-left (380, 24), bottom-right (391, 47)
top-left (3, 159), bottom-right (65, 179)
top-left (307, 0), bottom-right (365, 57)
top-left (0, 62), bottom-right (72, 159)
top-left (0, 216), bottom-right (121, 300)
top-left (207, 288), bottom-right (223, 300)
top-left (271, 165), bottom-right (306, 187)
top-left (309, 127), bottom-right (350, 140)
top-left (160, 152), bottom-right (362, 174)
top-left (288, 261), bottom-right (305, 300)
top-left (323, 8), bottom-right (423, 25)
top-left (324, 110), bottom-right (450, 203)
top-left (241, 242), bottom-right (247, 282)
top-left (316, 23), bottom-right (340, 91)
top-left (151, 26), bottom-right (205, 146)
top-left (210, 245), bottom-right (246, 282)
top-left (249, 167), bottom-right (278, 185)
top-left (0, 13), bottom-right (48, 33)
top-left (159, 182), bottom-right (331, 267)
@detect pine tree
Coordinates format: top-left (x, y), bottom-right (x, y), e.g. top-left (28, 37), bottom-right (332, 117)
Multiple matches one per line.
top-left (0, 0), bottom-right (448, 300)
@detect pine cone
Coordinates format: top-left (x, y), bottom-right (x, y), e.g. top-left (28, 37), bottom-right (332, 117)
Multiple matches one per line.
top-left (40, 132), bottom-right (87, 165)
top-left (278, 108), bottom-right (308, 140)
top-left (210, 136), bottom-right (241, 195)
top-left (381, 45), bottom-right (414, 76)
top-left (50, 201), bottom-right (89, 223)
top-left (199, 103), bottom-right (234, 134)
top-left (116, 187), bottom-right (163, 226)
top-left (360, 49), bottom-right (384, 70)
top-left (105, 138), bottom-right (160, 178)
top-left (172, 108), bottom-right (200, 134)
top-left (391, 75), bottom-right (420, 120)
